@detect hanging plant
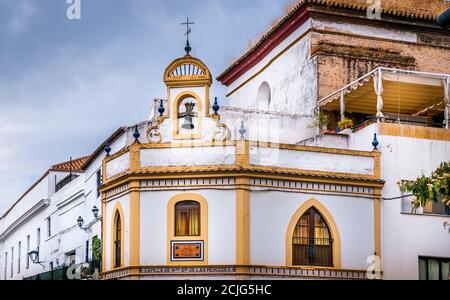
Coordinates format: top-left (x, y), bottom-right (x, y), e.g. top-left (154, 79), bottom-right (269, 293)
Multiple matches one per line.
top-left (399, 162), bottom-right (450, 208)
top-left (307, 111), bottom-right (328, 130)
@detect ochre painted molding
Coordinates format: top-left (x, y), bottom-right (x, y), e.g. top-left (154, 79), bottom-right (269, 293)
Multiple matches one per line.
top-left (236, 177), bottom-right (251, 276)
top-left (380, 123), bottom-right (450, 141)
top-left (373, 188), bottom-right (382, 260)
top-left (285, 198), bottom-right (341, 269)
top-left (110, 202), bottom-right (125, 271)
top-left (129, 181), bottom-right (140, 270)
top-left (101, 196), bottom-right (107, 273)
top-left (166, 193), bottom-right (209, 266)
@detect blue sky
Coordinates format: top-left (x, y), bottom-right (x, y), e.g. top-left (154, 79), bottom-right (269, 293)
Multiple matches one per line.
top-left (0, 0), bottom-right (292, 213)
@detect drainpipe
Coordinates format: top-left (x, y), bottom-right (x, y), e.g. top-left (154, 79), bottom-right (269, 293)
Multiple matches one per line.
top-left (437, 7), bottom-right (450, 28)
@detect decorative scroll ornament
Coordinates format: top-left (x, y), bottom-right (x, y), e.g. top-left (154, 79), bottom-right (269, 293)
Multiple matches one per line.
top-left (212, 121), bottom-right (231, 142)
top-left (146, 117), bottom-right (165, 144)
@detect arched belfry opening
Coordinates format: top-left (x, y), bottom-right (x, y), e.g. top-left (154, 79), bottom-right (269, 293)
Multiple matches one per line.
top-left (163, 54), bottom-right (212, 140)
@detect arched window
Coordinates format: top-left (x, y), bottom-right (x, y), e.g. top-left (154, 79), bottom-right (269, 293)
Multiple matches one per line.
top-left (175, 201), bottom-right (200, 236)
top-left (113, 211), bottom-right (122, 268)
top-left (256, 81), bottom-right (271, 111)
top-left (292, 207), bottom-right (333, 267)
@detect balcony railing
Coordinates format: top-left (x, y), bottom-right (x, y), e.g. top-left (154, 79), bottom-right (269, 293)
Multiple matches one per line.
top-left (23, 260), bottom-right (101, 280)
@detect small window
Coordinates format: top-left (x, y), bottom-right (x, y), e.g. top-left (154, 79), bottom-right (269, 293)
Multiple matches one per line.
top-left (10, 247), bottom-right (13, 278)
top-left (419, 257), bottom-right (450, 280)
top-left (114, 212), bottom-right (122, 268)
top-left (18, 242), bottom-right (21, 274)
top-left (37, 228), bottom-right (41, 248)
top-left (4, 252), bottom-right (7, 280)
top-left (256, 81), bottom-right (271, 111)
top-left (175, 201), bottom-right (201, 236)
top-left (26, 236), bottom-right (30, 269)
top-left (96, 170), bottom-right (102, 198)
top-left (46, 217), bottom-right (51, 237)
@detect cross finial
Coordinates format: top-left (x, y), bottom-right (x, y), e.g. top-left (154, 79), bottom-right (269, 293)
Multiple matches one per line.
top-left (181, 17), bottom-right (194, 55)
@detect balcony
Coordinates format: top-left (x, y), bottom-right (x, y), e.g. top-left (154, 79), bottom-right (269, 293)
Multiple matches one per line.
top-left (318, 68), bottom-right (450, 141)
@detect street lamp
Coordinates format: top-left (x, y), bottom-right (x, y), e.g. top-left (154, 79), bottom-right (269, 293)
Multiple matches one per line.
top-left (92, 206), bottom-right (99, 219)
top-left (28, 248), bottom-right (44, 267)
top-left (77, 216), bottom-right (84, 229)
top-left (77, 206), bottom-right (101, 233)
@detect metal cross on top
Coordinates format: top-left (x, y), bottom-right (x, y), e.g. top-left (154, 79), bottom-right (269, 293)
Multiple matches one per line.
top-left (181, 17), bottom-right (194, 55)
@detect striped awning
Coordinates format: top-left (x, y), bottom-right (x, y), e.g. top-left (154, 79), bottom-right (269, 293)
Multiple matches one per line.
top-left (319, 68), bottom-right (449, 117)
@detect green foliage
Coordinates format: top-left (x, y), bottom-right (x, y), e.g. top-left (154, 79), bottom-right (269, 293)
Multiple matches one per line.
top-left (92, 236), bottom-right (102, 262)
top-left (399, 162), bottom-right (450, 208)
top-left (307, 111), bottom-right (328, 129)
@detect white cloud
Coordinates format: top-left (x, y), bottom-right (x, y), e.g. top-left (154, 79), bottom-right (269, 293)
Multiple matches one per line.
top-left (7, 0), bottom-right (38, 36)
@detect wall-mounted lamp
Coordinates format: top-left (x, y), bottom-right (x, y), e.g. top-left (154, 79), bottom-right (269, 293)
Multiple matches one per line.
top-left (28, 247), bottom-right (44, 267)
top-left (77, 206), bottom-right (102, 233)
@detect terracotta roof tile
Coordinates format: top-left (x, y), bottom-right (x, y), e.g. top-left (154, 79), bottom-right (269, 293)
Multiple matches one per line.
top-left (51, 156), bottom-right (90, 172)
top-left (217, 0), bottom-right (450, 81)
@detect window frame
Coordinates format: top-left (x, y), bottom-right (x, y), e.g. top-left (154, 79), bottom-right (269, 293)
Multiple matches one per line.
top-left (174, 201), bottom-right (201, 237)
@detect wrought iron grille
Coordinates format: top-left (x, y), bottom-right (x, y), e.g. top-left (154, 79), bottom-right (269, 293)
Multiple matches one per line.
top-left (293, 208), bottom-right (333, 267)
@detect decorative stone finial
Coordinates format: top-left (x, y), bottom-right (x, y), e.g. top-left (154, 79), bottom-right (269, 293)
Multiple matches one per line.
top-left (104, 143), bottom-right (111, 156)
top-left (212, 97), bottom-right (220, 115)
top-left (158, 99), bottom-right (165, 117)
top-left (372, 133), bottom-right (379, 151)
top-left (239, 121), bottom-right (247, 140)
top-left (133, 125), bottom-right (140, 141)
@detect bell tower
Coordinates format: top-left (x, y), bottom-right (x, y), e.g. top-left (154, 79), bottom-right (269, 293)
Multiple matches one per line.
top-left (163, 18), bottom-right (213, 140)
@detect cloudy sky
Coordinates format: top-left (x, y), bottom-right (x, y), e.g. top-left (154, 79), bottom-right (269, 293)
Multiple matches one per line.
top-left (0, 0), bottom-right (293, 213)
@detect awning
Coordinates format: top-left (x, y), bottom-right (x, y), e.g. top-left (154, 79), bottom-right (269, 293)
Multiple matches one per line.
top-left (319, 68), bottom-right (450, 120)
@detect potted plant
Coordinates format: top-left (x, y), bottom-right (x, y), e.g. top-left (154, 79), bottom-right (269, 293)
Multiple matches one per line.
top-left (338, 118), bottom-right (354, 134)
top-left (307, 111), bottom-right (328, 131)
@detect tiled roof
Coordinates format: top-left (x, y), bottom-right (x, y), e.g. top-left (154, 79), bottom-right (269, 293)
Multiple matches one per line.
top-left (217, 0), bottom-right (449, 81)
top-left (51, 156), bottom-right (90, 172)
top-left (1, 156), bottom-right (89, 219)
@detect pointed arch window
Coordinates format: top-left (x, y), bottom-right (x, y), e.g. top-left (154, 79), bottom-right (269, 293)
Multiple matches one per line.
top-left (175, 201), bottom-right (200, 236)
top-left (292, 207), bottom-right (333, 267)
top-left (113, 211), bottom-right (122, 268)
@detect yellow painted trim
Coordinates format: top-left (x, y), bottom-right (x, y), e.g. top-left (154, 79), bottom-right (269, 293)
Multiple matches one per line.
top-left (380, 123), bottom-right (450, 141)
top-left (101, 196), bottom-right (107, 273)
top-left (285, 198), bottom-right (341, 268)
top-left (374, 188), bottom-right (382, 259)
top-left (163, 56), bottom-right (212, 87)
top-left (226, 29), bottom-right (311, 97)
top-left (110, 202), bottom-right (125, 271)
top-left (166, 193), bottom-right (208, 266)
top-left (129, 143), bottom-right (140, 172)
top-left (172, 91), bottom-right (203, 140)
top-left (129, 181), bottom-right (140, 268)
top-left (236, 177), bottom-right (250, 275)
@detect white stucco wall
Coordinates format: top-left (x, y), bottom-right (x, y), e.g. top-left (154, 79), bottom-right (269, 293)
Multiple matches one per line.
top-left (140, 146), bottom-right (236, 168)
top-left (227, 20), bottom-right (317, 117)
top-left (377, 134), bottom-right (450, 280)
top-left (250, 191), bottom-right (374, 270)
top-left (105, 194), bottom-right (130, 271)
top-left (139, 190), bottom-right (236, 266)
top-left (250, 146), bottom-right (374, 176)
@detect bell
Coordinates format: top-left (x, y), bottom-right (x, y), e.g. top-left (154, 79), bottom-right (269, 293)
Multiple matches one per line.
top-left (179, 102), bottom-right (197, 130)
top-left (182, 115), bottom-right (195, 130)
